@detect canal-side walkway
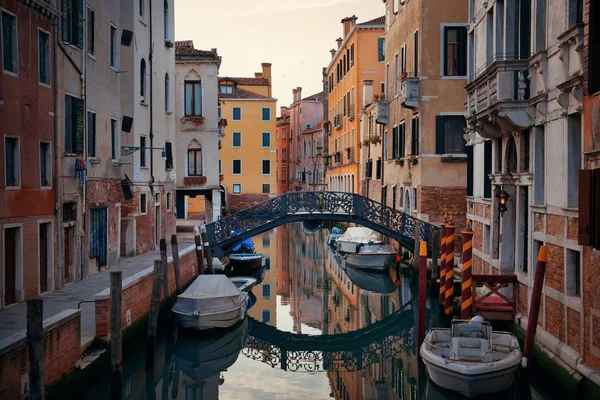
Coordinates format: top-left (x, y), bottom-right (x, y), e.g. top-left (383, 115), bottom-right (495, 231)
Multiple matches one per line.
top-left (0, 237), bottom-right (195, 345)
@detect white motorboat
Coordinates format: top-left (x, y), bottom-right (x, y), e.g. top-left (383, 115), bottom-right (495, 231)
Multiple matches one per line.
top-left (420, 316), bottom-right (522, 398)
top-left (345, 243), bottom-right (396, 269)
top-left (326, 233), bottom-right (342, 246)
top-left (173, 275), bottom-right (248, 331)
top-left (335, 227), bottom-right (382, 254)
top-left (229, 276), bottom-right (257, 292)
top-left (228, 253), bottom-right (265, 269)
top-left (344, 265), bottom-right (397, 293)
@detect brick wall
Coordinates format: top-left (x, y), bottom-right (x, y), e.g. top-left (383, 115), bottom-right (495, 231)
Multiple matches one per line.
top-left (94, 244), bottom-right (198, 338)
top-left (545, 244), bottom-right (565, 293)
top-left (0, 310), bottom-right (81, 400)
top-left (518, 282), bottom-right (528, 316)
top-left (419, 186), bottom-right (467, 232)
top-left (545, 296), bottom-right (565, 342)
top-left (583, 247), bottom-right (600, 368)
top-left (228, 193), bottom-right (270, 213)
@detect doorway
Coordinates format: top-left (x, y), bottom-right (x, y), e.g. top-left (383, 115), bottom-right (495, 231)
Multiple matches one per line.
top-left (3, 227), bottom-right (19, 306)
top-left (64, 226), bottom-right (74, 282)
top-left (155, 204), bottom-right (161, 247)
top-left (39, 223), bottom-right (51, 293)
top-left (90, 207), bottom-right (108, 268)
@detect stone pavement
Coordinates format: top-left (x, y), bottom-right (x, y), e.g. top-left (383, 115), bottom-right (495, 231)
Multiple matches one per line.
top-left (0, 237), bottom-right (195, 344)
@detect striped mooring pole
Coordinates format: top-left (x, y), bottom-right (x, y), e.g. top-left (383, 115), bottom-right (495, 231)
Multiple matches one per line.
top-left (444, 217), bottom-right (456, 316)
top-left (439, 214), bottom-right (448, 306)
top-left (461, 220), bottom-right (474, 319)
top-left (523, 245), bottom-right (548, 363)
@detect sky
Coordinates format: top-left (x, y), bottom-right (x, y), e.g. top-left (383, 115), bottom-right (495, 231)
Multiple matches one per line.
top-left (174, 0), bottom-right (384, 114)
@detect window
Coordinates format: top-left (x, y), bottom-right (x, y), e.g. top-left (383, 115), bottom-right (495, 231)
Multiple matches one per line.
top-left (281, 167), bottom-right (287, 182)
top-left (233, 160), bottom-right (241, 175)
top-left (590, 0), bottom-right (600, 93)
top-left (262, 132), bottom-right (271, 147)
top-left (139, 0), bottom-right (144, 17)
top-left (163, 0), bottom-right (169, 40)
top-left (38, 30), bottom-right (50, 84)
top-left (378, 37), bottom-right (385, 61)
top-left (232, 184), bottom-right (241, 194)
top-left (262, 284), bottom-right (271, 299)
top-left (264, 256), bottom-right (271, 270)
top-left (394, 54), bottom-right (399, 96)
top-left (567, 113), bottom-right (582, 207)
top-left (413, 188), bottom-right (418, 210)
top-left (411, 116), bottom-right (419, 155)
top-left (184, 81), bottom-right (202, 116)
top-left (533, 126), bottom-right (545, 204)
top-left (39, 142), bottom-right (51, 187)
top-left (218, 107), bottom-right (222, 119)
top-left (400, 123), bottom-right (406, 157)
top-left (578, 169), bottom-right (600, 250)
top-left (566, 249), bottom-right (581, 297)
top-left (232, 107), bottom-right (242, 121)
top-left (218, 159), bottom-right (222, 174)
top-left (87, 111), bottom-right (96, 157)
top-left (350, 43), bottom-right (354, 66)
top-left (263, 236), bottom-right (270, 248)
top-left (435, 115), bottom-right (466, 154)
top-left (110, 119), bottom-right (118, 160)
top-left (5, 137), bottom-right (19, 187)
top-left (262, 160), bottom-right (271, 175)
top-left (187, 146), bottom-right (202, 176)
top-left (401, 45), bottom-right (406, 74)
top-left (232, 132), bottom-right (241, 147)
top-left (65, 95), bottom-right (84, 154)
top-left (385, 64), bottom-right (390, 100)
top-left (262, 184), bottom-right (270, 194)
top-left (166, 192), bottom-right (172, 210)
top-left (87, 7), bottom-right (95, 55)
top-left (140, 136), bottom-right (147, 167)
top-left (414, 30), bottom-right (419, 76)
top-left (140, 59), bottom-right (147, 101)
top-left (466, 145), bottom-right (473, 196)
top-left (262, 310), bottom-right (271, 323)
top-left (2, 11), bottom-right (18, 73)
top-left (262, 108), bottom-right (271, 121)
top-left (165, 142), bottom-right (173, 170)
top-left (140, 193), bottom-right (147, 214)
top-left (219, 84), bottom-right (233, 94)
top-left (110, 24), bottom-right (117, 68)
top-left (61, 0), bottom-right (83, 48)
top-left (164, 74), bottom-right (169, 112)
top-left (568, 0), bottom-right (583, 27)
top-left (443, 26), bottom-right (467, 76)
top-left (392, 126), bottom-right (399, 159)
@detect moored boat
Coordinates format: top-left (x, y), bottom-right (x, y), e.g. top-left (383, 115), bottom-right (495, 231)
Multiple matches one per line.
top-left (228, 253), bottom-right (265, 269)
top-left (344, 265), bottom-right (397, 293)
top-left (335, 226), bottom-right (383, 254)
top-left (173, 275), bottom-right (248, 331)
top-left (420, 316), bottom-right (522, 398)
top-left (344, 243), bottom-right (396, 269)
top-left (229, 276), bottom-right (257, 292)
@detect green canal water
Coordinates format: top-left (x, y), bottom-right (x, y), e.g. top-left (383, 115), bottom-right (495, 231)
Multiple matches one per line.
top-left (78, 223), bottom-right (584, 400)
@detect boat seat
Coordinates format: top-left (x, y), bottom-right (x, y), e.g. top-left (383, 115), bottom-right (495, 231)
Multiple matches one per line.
top-left (452, 338), bottom-right (488, 360)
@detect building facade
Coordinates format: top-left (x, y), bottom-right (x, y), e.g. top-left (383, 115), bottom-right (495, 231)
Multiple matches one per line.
top-left (465, 0), bottom-right (599, 374)
top-left (379, 0), bottom-right (468, 231)
top-left (276, 107), bottom-right (290, 194)
top-left (174, 41), bottom-right (222, 222)
top-left (215, 64), bottom-right (277, 212)
top-left (326, 15), bottom-right (386, 194)
top-left (0, 0), bottom-right (58, 307)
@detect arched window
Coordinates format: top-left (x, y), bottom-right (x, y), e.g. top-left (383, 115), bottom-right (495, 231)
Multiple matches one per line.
top-left (163, 1), bottom-right (169, 40)
top-left (187, 140), bottom-right (202, 176)
top-left (140, 59), bottom-right (147, 100)
top-left (164, 73), bottom-right (169, 112)
top-left (506, 137), bottom-right (518, 174)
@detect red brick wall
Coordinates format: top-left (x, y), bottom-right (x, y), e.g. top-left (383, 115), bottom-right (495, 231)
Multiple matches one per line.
top-left (583, 247), bottom-right (600, 368)
top-left (518, 283), bottom-right (528, 316)
top-left (546, 214), bottom-right (565, 237)
top-left (95, 245), bottom-right (198, 337)
top-left (545, 296), bottom-right (565, 342)
top-left (228, 193), bottom-right (270, 213)
top-left (545, 244), bottom-right (565, 293)
top-left (567, 308), bottom-right (581, 351)
top-left (0, 310), bottom-right (81, 400)
top-left (419, 186), bottom-right (467, 232)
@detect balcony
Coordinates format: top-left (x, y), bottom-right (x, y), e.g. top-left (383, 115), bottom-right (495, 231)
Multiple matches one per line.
top-left (375, 100), bottom-right (389, 125)
top-left (346, 103), bottom-right (355, 121)
top-left (346, 147), bottom-right (355, 164)
top-left (184, 176), bottom-right (207, 186)
top-left (334, 114), bottom-right (343, 130)
top-left (465, 58), bottom-right (533, 139)
top-left (400, 74), bottom-right (419, 110)
top-left (334, 151), bottom-right (342, 166)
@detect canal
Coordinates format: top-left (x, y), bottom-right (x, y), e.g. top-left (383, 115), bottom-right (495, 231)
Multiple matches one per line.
top-left (80, 223), bottom-right (578, 399)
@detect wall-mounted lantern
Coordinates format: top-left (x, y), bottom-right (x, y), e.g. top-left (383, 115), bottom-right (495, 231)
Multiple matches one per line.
top-left (496, 186), bottom-right (509, 216)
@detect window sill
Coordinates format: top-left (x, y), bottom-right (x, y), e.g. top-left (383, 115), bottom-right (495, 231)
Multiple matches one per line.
top-left (64, 152), bottom-right (78, 157)
top-left (110, 66), bottom-right (119, 73)
top-left (40, 186), bottom-right (52, 190)
top-left (2, 70), bottom-right (18, 78)
top-left (440, 75), bottom-right (467, 80)
top-left (165, 111), bottom-right (172, 115)
top-left (4, 185), bottom-right (21, 190)
top-left (139, 19), bottom-right (147, 27)
top-left (87, 53), bottom-right (97, 61)
top-left (39, 82), bottom-right (51, 89)
top-left (164, 40), bottom-right (174, 48)
top-left (140, 166), bottom-right (149, 169)
top-left (140, 101), bottom-right (149, 107)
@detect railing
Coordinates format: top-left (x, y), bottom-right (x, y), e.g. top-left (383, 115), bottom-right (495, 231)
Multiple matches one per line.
top-left (334, 151), bottom-right (342, 166)
top-left (400, 73), bottom-right (419, 109)
top-left (346, 103), bottom-right (355, 121)
top-left (334, 114), bottom-right (343, 130)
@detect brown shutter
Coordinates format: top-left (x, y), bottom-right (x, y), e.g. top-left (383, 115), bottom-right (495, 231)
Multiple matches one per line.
top-left (593, 169), bottom-right (600, 250)
top-left (578, 169), bottom-right (592, 246)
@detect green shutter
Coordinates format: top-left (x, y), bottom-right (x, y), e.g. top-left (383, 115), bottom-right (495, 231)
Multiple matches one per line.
top-left (75, 98), bottom-right (84, 154)
top-left (77, 0), bottom-right (84, 48)
top-left (378, 38), bottom-right (384, 61)
top-left (435, 116), bottom-right (445, 154)
top-left (65, 96), bottom-right (73, 153)
top-left (61, 0), bottom-right (68, 42)
top-left (458, 27), bottom-right (467, 76)
top-left (443, 28), bottom-right (448, 76)
top-left (165, 142), bottom-right (173, 169)
top-left (400, 125), bottom-right (406, 157)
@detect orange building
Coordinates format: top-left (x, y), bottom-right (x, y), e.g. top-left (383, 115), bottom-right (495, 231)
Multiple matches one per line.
top-left (326, 15), bottom-right (385, 193)
top-left (276, 107), bottom-right (291, 194)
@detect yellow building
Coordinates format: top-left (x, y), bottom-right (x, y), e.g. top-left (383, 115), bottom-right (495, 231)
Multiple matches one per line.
top-left (326, 15), bottom-right (385, 193)
top-left (247, 230), bottom-right (278, 326)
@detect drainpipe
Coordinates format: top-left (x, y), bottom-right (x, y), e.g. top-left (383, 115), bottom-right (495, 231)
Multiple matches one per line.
top-left (148, 0), bottom-right (155, 189)
top-left (380, 123), bottom-right (385, 202)
top-left (81, 0), bottom-right (88, 279)
top-left (53, 15), bottom-right (64, 290)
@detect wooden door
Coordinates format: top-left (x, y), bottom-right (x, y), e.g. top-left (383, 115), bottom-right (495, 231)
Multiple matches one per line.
top-left (39, 224), bottom-right (48, 292)
top-left (64, 226), bottom-right (73, 283)
top-left (4, 228), bottom-right (17, 305)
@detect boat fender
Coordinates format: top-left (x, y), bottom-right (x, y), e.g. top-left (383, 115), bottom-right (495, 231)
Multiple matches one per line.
top-left (521, 357), bottom-right (528, 369)
top-left (356, 243), bottom-right (365, 253)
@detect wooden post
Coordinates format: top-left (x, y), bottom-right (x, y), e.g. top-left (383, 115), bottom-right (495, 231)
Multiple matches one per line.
top-left (160, 239), bottom-right (170, 301)
top-left (171, 235), bottom-right (182, 294)
top-left (444, 217), bottom-right (456, 317)
top-left (26, 299), bottom-right (44, 400)
top-left (199, 223), bottom-right (215, 274)
top-left (461, 220), bottom-right (474, 319)
top-left (431, 229), bottom-right (440, 281)
top-left (146, 260), bottom-right (164, 369)
top-left (110, 271), bottom-right (123, 400)
top-left (418, 241), bottom-right (427, 350)
top-left (412, 221), bottom-right (421, 269)
top-left (439, 215), bottom-right (448, 306)
top-left (193, 225), bottom-right (204, 275)
top-left (523, 245), bottom-right (548, 364)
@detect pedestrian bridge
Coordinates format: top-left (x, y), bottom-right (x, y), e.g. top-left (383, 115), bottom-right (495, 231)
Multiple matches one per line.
top-left (206, 191), bottom-right (440, 256)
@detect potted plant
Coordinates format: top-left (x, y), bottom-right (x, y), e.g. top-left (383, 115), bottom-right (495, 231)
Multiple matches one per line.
top-left (395, 158), bottom-right (404, 166)
top-left (363, 139), bottom-right (371, 146)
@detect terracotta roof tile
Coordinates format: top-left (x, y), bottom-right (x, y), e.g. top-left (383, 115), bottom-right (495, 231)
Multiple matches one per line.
top-left (223, 77), bottom-right (270, 86)
top-left (357, 16), bottom-right (385, 26)
top-left (219, 87), bottom-right (273, 100)
top-left (175, 40), bottom-right (219, 59)
top-left (175, 40), bottom-right (193, 48)
top-left (303, 91), bottom-right (324, 101)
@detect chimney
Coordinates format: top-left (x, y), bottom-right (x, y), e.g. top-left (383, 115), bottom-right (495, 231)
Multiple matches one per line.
top-left (363, 80), bottom-right (374, 107)
top-left (211, 48), bottom-right (217, 54)
top-left (292, 88), bottom-right (298, 102)
top-left (255, 72), bottom-right (263, 78)
top-left (342, 15), bottom-right (358, 38)
top-left (280, 106), bottom-right (289, 117)
top-left (261, 63), bottom-right (272, 97)
top-left (297, 87), bottom-right (302, 101)
top-left (336, 37), bottom-right (343, 49)
top-left (330, 49), bottom-right (336, 59)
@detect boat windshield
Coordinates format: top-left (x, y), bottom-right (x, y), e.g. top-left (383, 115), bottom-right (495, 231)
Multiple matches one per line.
top-left (360, 244), bottom-right (394, 253)
top-left (450, 319), bottom-right (492, 340)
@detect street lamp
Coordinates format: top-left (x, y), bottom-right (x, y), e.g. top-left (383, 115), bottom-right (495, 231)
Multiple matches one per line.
top-left (496, 186), bottom-right (509, 216)
top-left (121, 145), bottom-right (168, 160)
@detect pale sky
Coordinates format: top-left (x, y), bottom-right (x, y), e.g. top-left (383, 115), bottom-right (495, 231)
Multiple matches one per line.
top-left (174, 0), bottom-right (383, 114)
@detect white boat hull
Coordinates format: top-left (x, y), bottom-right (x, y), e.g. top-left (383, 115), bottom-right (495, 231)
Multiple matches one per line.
top-left (174, 301), bottom-right (247, 331)
top-left (336, 239), bottom-right (382, 254)
top-left (345, 252), bottom-right (394, 269)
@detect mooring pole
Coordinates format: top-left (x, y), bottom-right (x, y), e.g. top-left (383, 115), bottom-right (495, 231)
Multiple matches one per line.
top-left (193, 225), bottom-right (204, 275)
top-left (171, 235), bottom-right (182, 295)
top-left (439, 214), bottom-right (448, 307)
top-left (418, 241), bottom-right (428, 350)
top-left (461, 220), bottom-right (474, 320)
top-left (110, 271), bottom-right (123, 400)
top-left (26, 299), bottom-right (44, 400)
top-left (160, 239), bottom-right (170, 303)
top-left (199, 223), bottom-right (215, 274)
top-left (412, 221), bottom-right (422, 269)
top-left (444, 217), bottom-right (456, 319)
top-left (146, 260), bottom-right (164, 369)
top-left (431, 229), bottom-right (440, 288)
top-left (523, 245), bottom-right (548, 365)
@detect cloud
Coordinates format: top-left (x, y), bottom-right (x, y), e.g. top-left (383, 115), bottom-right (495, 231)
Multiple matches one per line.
top-left (241, 0), bottom-right (352, 15)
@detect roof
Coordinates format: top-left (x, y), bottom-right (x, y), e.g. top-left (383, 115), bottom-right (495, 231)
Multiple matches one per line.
top-left (175, 40), bottom-right (220, 59)
top-left (219, 86), bottom-right (274, 100)
top-left (303, 91), bottom-right (324, 101)
top-left (223, 76), bottom-right (270, 86)
top-left (357, 15), bottom-right (385, 27)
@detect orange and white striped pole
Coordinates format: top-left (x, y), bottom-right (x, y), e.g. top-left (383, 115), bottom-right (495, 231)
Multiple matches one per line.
top-left (439, 214), bottom-right (448, 306)
top-left (444, 216), bottom-right (456, 316)
top-left (461, 220), bottom-right (474, 319)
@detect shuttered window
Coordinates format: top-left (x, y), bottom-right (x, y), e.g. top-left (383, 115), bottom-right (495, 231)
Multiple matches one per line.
top-left (62, 0), bottom-right (84, 48)
top-left (411, 116), bottom-right (419, 155)
top-left (443, 26), bottom-right (467, 76)
top-left (65, 95), bottom-right (84, 154)
top-left (483, 140), bottom-right (492, 199)
top-left (87, 111), bottom-right (96, 157)
top-left (435, 116), bottom-right (466, 154)
top-left (376, 159), bottom-right (382, 180)
top-left (378, 37), bottom-right (385, 61)
top-left (392, 126), bottom-right (399, 159)
top-left (165, 142), bottom-right (173, 170)
top-left (466, 145), bottom-right (474, 196)
top-left (400, 123), bottom-right (406, 157)
top-left (590, 0), bottom-right (600, 93)
top-left (579, 169), bottom-right (600, 250)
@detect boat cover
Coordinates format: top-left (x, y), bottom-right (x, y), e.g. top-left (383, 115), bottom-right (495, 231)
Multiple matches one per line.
top-left (231, 230), bottom-right (256, 253)
top-left (339, 227), bottom-right (377, 241)
top-left (174, 275), bottom-right (246, 315)
top-left (332, 226), bottom-right (343, 234)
